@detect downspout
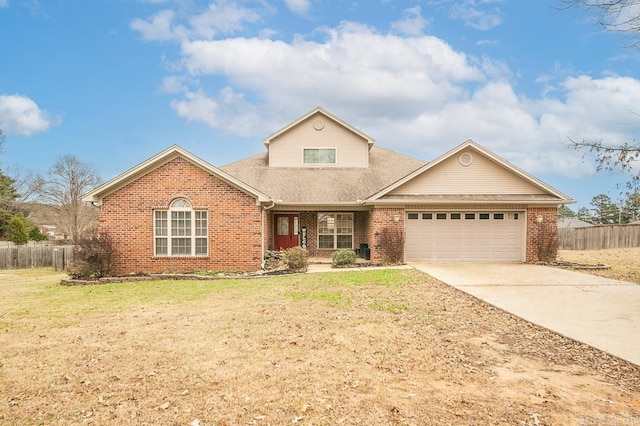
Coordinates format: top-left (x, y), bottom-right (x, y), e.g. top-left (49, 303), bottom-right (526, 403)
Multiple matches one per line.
top-left (261, 200), bottom-right (276, 269)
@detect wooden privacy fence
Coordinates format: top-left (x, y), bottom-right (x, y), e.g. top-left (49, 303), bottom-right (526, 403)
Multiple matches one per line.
top-left (558, 224), bottom-right (640, 250)
top-left (0, 245), bottom-right (74, 270)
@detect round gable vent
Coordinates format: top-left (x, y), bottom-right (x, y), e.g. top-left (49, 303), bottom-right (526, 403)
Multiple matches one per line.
top-left (458, 152), bottom-right (473, 166)
top-left (459, 152), bottom-right (473, 166)
top-left (313, 118), bottom-right (325, 130)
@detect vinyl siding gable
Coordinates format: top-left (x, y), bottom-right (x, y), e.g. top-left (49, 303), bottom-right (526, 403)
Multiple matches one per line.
top-left (268, 112), bottom-right (369, 168)
top-left (389, 147), bottom-right (547, 196)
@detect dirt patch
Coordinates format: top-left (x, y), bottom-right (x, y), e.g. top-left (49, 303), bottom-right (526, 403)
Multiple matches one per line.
top-left (1, 269), bottom-right (640, 425)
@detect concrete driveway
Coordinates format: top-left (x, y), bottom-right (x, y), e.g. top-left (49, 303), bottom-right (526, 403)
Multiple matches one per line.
top-left (410, 263), bottom-right (640, 366)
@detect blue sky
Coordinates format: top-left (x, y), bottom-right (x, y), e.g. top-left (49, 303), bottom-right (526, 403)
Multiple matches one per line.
top-left (2, 0), bottom-right (640, 209)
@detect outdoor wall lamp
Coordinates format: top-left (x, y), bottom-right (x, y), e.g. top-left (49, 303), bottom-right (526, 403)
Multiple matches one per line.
top-left (393, 214), bottom-right (401, 222)
top-left (535, 215), bottom-right (544, 223)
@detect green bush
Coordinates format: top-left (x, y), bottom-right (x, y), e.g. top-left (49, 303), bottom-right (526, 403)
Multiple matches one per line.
top-left (283, 246), bottom-right (308, 272)
top-left (332, 249), bottom-right (357, 266)
top-left (8, 213), bottom-right (28, 245)
top-left (28, 226), bottom-right (47, 242)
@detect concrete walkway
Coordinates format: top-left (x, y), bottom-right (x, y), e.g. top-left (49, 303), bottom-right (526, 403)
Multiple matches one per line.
top-left (410, 263), bottom-right (640, 366)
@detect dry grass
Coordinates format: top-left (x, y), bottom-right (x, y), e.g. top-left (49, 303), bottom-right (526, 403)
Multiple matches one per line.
top-left (1, 268), bottom-right (640, 425)
top-left (558, 247), bottom-right (640, 284)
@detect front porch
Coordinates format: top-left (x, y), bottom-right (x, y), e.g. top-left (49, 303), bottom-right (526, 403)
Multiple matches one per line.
top-left (264, 207), bottom-right (406, 265)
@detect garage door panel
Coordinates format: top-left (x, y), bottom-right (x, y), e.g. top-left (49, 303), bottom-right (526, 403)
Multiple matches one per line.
top-left (405, 211), bottom-right (525, 262)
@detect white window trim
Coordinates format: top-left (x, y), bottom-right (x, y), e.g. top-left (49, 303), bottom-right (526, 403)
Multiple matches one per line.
top-left (317, 212), bottom-right (353, 250)
top-left (302, 147), bottom-right (337, 165)
top-left (154, 199), bottom-right (208, 257)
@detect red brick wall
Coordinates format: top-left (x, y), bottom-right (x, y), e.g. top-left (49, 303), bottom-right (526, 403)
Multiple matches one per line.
top-left (99, 157), bottom-right (263, 275)
top-left (525, 207), bottom-right (559, 263)
top-left (366, 207), bottom-right (405, 264)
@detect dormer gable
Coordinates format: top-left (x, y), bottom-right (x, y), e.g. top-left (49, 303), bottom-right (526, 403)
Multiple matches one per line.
top-left (263, 107), bottom-right (375, 168)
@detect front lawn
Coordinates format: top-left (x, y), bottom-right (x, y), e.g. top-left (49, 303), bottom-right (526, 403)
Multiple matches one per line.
top-left (1, 268), bottom-right (639, 425)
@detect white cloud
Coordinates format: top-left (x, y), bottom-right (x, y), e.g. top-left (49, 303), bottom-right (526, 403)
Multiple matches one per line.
top-left (189, 2), bottom-right (261, 39)
top-left (131, 9), bottom-right (186, 42)
top-left (449, 0), bottom-right (503, 30)
top-left (131, 2), bottom-right (263, 42)
top-left (285, 0), bottom-right (311, 16)
top-left (391, 6), bottom-right (429, 36)
top-left (131, 7), bottom-right (640, 181)
top-left (180, 22), bottom-right (485, 118)
top-left (170, 87), bottom-right (261, 136)
top-left (0, 94), bottom-right (57, 136)
top-left (0, 0), bottom-right (8, 8)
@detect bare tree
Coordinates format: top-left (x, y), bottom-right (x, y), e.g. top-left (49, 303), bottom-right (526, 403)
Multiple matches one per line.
top-left (569, 138), bottom-right (640, 191)
top-left (563, 1), bottom-right (640, 191)
top-left (34, 155), bottom-right (101, 242)
top-left (562, 0), bottom-right (640, 47)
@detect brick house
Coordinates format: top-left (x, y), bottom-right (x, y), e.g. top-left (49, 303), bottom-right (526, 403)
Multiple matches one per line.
top-left (83, 107), bottom-right (574, 275)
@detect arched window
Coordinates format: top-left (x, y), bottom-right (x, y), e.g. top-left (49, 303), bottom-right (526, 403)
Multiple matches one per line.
top-left (154, 199), bottom-right (208, 256)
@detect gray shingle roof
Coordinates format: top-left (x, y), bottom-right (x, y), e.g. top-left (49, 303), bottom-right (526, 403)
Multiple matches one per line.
top-left (219, 146), bottom-right (426, 204)
top-left (558, 217), bottom-right (594, 228)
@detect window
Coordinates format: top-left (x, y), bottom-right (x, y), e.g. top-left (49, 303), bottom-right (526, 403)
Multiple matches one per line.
top-left (436, 213), bottom-right (447, 220)
top-left (465, 213), bottom-right (476, 220)
top-left (154, 199), bottom-right (208, 256)
top-left (494, 213), bottom-right (505, 220)
top-left (450, 213), bottom-right (461, 220)
top-left (303, 148), bottom-right (336, 164)
top-left (318, 213), bottom-right (353, 249)
top-left (407, 213), bottom-right (419, 220)
top-left (479, 213), bottom-right (490, 220)
top-left (422, 213), bottom-right (433, 220)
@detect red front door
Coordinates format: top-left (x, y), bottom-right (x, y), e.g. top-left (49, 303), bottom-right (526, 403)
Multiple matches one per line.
top-left (274, 214), bottom-right (299, 250)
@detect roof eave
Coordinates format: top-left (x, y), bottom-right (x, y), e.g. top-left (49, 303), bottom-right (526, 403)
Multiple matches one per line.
top-left (82, 145), bottom-right (271, 204)
top-left (364, 198), bottom-right (575, 206)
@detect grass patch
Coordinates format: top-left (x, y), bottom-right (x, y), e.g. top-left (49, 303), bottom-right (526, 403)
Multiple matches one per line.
top-left (372, 301), bottom-right (407, 314)
top-left (284, 289), bottom-right (349, 306)
top-left (558, 248), bottom-right (640, 284)
top-left (1, 269), bottom-right (409, 330)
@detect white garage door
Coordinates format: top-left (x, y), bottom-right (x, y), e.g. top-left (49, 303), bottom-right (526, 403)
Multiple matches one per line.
top-left (405, 211), bottom-right (525, 262)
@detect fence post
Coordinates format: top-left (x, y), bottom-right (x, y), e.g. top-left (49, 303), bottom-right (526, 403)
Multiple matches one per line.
top-left (53, 249), bottom-right (59, 271)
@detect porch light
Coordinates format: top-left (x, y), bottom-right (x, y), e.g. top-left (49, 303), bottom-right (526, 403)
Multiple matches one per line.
top-left (393, 214), bottom-right (401, 223)
top-left (535, 215), bottom-right (544, 223)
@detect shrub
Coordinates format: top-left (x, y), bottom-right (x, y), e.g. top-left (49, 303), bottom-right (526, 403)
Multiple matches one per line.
top-left (376, 226), bottom-right (404, 264)
top-left (28, 226), bottom-right (47, 242)
top-left (283, 246), bottom-right (308, 272)
top-left (332, 249), bottom-right (357, 266)
top-left (534, 223), bottom-right (558, 263)
top-left (67, 231), bottom-right (117, 279)
top-left (7, 213), bottom-right (28, 245)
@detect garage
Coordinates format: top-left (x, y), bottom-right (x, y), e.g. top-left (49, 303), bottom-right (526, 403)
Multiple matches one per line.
top-left (405, 211), bottom-right (525, 262)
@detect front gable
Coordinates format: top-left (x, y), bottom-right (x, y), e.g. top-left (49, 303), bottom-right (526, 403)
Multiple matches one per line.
top-left (264, 107), bottom-right (374, 168)
top-left (83, 145), bottom-right (269, 205)
top-left (369, 140), bottom-right (573, 204)
top-left (390, 145), bottom-right (546, 196)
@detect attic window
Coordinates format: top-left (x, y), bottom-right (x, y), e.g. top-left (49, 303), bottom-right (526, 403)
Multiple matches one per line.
top-left (303, 148), bottom-right (336, 164)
